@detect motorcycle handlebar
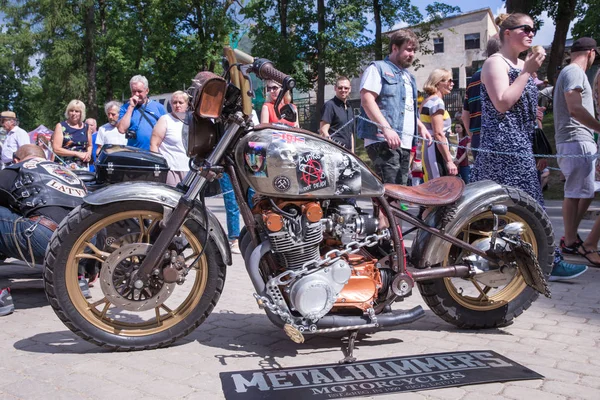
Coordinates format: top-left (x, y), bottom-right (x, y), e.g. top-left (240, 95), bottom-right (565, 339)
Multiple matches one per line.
top-left (252, 58), bottom-right (296, 90)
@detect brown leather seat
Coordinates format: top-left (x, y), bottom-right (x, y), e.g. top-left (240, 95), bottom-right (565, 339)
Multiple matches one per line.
top-left (384, 176), bottom-right (465, 206)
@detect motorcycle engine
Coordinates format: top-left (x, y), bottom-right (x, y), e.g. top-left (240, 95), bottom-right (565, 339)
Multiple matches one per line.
top-left (257, 199), bottom-right (380, 320)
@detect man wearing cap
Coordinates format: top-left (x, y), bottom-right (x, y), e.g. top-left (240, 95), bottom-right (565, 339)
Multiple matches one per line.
top-left (0, 111), bottom-right (30, 167)
top-left (553, 37), bottom-right (600, 267)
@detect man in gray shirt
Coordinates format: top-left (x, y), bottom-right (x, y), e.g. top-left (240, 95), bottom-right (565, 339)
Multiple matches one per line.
top-left (553, 37), bottom-right (600, 267)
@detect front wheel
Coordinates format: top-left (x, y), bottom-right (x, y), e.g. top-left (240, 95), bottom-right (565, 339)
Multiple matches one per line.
top-left (417, 188), bottom-right (553, 329)
top-left (43, 201), bottom-right (226, 350)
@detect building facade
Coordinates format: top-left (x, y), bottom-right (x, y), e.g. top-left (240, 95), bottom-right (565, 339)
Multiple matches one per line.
top-left (400, 8), bottom-right (499, 90)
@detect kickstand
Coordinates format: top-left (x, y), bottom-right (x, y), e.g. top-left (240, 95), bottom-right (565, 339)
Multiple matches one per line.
top-left (339, 330), bottom-right (359, 364)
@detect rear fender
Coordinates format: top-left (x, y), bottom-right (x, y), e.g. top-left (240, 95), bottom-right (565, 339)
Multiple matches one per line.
top-left (84, 182), bottom-right (232, 265)
top-left (410, 180), bottom-right (512, 268)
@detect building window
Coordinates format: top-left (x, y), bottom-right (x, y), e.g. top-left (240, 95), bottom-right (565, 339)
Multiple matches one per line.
top-left (465, 33), bottom-right (480, 50)
top-left (452, 68), bottom-right (459, 85)
top-left (433, 37), bottom-right (444, 53)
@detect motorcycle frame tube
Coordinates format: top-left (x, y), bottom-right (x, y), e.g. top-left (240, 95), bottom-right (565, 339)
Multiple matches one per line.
top-left (375, 196), bottom-right (404, 273)
top-left (391, 207), bottom-right (490, 260)
top-left (410, 265), bottom-right (472, 281)
top-left (83, 182), bottom-right (232, 266)
top-left (134, 116), bottom-right (244, 281)
top-left (410, 180), bottom-right (514, 269)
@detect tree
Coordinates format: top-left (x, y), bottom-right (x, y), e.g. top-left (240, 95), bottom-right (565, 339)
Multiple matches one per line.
top-left (505, 0), bottom-right (539, 14)
top-left (243, 0), bottom-right (368, 113)
top-left (0, 0), bottom-right (239, 126)
top-left (370, 0), bottom-right (421, 60)
top-left (0, 8), bottom-right (39, 127)
top-left (546, 0), bottom-right (577, 83)
top-left (572, 1), bottom-right (600, 43)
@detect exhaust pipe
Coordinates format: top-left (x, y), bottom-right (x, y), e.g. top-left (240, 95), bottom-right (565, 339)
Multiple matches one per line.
top-left (315, 306), bottom-right (425, 330)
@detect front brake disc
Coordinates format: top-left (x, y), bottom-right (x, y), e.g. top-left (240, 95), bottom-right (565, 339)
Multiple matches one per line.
top-left (100, 243), bottom-right (176, 311)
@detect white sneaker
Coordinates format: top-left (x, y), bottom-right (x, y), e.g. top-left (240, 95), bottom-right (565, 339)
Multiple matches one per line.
top-left (230, 239), bottom-right (241, 254)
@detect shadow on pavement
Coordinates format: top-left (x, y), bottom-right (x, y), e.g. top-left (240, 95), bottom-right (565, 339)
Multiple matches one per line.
top-left (180, 309), bottom-right (406, 367)
top-left (13, 330), bottom-right (193, 354)
top-left (13, 332), bottom-right (111, 354)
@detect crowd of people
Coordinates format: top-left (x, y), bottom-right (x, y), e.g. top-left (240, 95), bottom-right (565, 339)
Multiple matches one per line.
top-left (0, 11), bottom-right (599, 315)
top-left (350, 13), bottom-right (598, 281)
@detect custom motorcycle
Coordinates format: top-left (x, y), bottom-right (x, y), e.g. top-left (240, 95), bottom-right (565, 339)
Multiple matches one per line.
top-left (43, 48), bottom-right (552, 361)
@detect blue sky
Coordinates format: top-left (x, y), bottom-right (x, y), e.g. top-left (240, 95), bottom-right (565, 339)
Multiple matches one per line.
top-left (408, 0), bottom-right (572, 47)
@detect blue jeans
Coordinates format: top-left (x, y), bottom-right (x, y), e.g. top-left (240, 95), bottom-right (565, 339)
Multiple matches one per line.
top-left (0, 207), bottom-right (54, 265)
top-left (459, 165), bottom-right (471, 184)
top-left (218, 173), bottom-right (240, 240)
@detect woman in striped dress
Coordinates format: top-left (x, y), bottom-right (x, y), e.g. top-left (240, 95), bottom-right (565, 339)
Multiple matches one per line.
top-left (419, 68), bottom-right (458, 180)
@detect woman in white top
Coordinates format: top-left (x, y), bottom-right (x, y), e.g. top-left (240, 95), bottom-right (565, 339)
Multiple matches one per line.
top-left (150, 91), bottom-right (190, 186)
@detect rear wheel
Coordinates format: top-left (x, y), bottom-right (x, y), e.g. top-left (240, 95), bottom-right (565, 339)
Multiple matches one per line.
top-left (417, 188), bottom-right (553, 328)
top-left (44, 201), bottom-right (226, 350)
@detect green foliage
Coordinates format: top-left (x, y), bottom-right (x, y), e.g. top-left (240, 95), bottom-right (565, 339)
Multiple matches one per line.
top-left (0, 0), bottom-right (477, 128)
top-left (0, 10), bottom-right (37, 127)
top-left (572, 1), bottom-right (600, 42)
top-left (0, 0), bottom-right (239, 127)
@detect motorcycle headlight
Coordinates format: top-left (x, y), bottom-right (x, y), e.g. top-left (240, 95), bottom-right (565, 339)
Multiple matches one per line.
top-left (191, 71), bottom-right (226, 119)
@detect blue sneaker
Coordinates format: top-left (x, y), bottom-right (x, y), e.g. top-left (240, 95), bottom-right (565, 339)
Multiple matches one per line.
top-left (0, 288), bottom-right (15, 316)
top-left (549, 260), bottom-right (588, 282)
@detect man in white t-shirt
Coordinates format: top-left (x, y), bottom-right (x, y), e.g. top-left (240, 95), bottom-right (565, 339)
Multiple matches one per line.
top-left (96, 101), bottom-right (127, 156)
top-left (1, 111), bottom-right (30, 166)
top-left (357, 29), bottom-right (431, 185)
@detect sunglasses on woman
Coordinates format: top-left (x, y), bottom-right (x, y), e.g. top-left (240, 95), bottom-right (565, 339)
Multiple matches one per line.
top-left (507, 24), bottom-right (536, 35)
top-left (266, 86), bottom-right (281, 92)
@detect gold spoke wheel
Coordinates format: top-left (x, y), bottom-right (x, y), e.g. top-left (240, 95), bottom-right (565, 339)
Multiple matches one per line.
top-left (65, 209), bottom-right (208, 336)
top-left (416, 190), bottom-right (553, 329)
top-left (443, 211), bottom-right (535, 311)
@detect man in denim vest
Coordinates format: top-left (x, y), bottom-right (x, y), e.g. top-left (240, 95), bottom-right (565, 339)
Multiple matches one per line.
top-left (357, 29), bottom-right (431, 185)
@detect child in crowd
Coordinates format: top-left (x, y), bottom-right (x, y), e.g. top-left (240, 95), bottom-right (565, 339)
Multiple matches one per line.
top-left (410, 144), bottom-right (424, 186)
top-left (453, 122), bottom-right (471, 184)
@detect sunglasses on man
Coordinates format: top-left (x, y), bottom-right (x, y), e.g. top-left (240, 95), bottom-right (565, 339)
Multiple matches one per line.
top-left (507, 24), bottom-right (536, 35)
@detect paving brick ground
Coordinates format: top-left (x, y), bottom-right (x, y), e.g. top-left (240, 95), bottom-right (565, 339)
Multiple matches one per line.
top-left (0, 198), bottom-right (598, 399)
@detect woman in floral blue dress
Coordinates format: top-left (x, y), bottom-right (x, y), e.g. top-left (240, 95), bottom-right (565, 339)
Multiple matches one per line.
top-left (471, 12), bottom-right (587, 281)
top-left (471, 13), bottom-right (543, 204)
top-left (52, 100), bottom-right (92, 170)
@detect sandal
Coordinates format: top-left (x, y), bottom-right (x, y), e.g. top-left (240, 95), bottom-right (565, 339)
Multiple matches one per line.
top-left (560, 234), bottom-right (583, 255)
top-left (577, 243), bottom-right (600, 267)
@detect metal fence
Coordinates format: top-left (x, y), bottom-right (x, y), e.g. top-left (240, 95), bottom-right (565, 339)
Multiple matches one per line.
top-left (296, 88), bottom-right (466, 132)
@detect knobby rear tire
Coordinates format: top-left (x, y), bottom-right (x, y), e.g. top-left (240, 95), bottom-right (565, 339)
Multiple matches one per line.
top-left (417, 187), bottom-right (554, 329)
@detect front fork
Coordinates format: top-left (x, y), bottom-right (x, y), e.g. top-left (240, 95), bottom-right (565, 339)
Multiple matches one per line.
top-left (134, 115), bottom-right (244, 287)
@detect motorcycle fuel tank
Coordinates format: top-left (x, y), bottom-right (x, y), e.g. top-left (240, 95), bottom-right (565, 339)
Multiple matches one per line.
top-left (234, 126), bottom-right (384, 198)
